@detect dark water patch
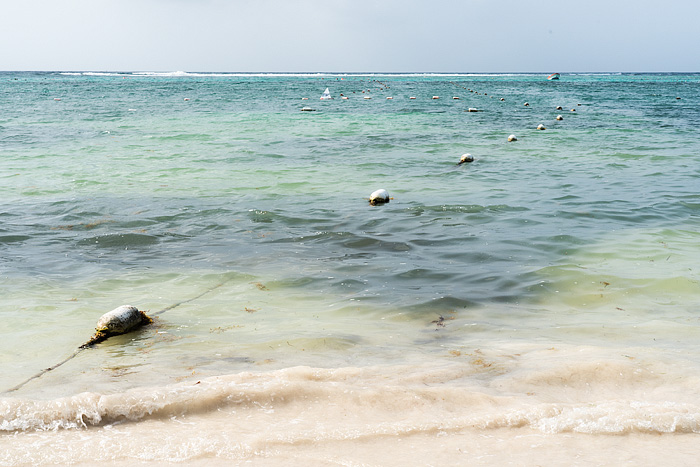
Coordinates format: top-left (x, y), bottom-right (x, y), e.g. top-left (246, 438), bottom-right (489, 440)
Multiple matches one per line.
top-left (322, 252), bottom-right (376, 263)
top-left (395, 268), bottom-right (455, 282)
top-left (266, 277), bottom-right (318, 289)
top-left (0, 235), bottom-right (31, 244)
top-left (77, 233), bottom-right (160, 249)
top-left (404, 296), bottom-right (480, 315)
top-left (342, 235), bottom-right (412, 252)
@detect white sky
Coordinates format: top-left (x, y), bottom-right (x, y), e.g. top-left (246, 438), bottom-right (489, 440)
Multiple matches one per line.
top-left (3, 0), bottom-right (699, 72)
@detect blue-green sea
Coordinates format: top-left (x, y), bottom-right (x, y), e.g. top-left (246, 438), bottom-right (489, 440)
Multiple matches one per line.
top-left (1, 71), bottom-right (700, 465)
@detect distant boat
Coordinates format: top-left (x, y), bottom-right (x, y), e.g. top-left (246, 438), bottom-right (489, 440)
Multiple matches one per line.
top-left (547, 73), bottom-right (560, 80)
top-left (320, 88), bottom-right (332, 100)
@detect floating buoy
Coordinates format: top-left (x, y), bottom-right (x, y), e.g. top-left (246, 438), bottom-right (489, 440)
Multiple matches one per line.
top-left (537, 124), bottom-right (546, 130)
top-left (676, 97), bottom-right (682, 100)
top-left (387, 96), bottom-right (393, 100)
top-left (508, 134), bottom-right (518, 142)
top-left (524, 102), bottom-right (530, 107)
top-left (432, 96), bottom-right (439, 99)
top-left (467, 108), bottom-right (478, 112)
top-left (556, 106), bottom-right (563, 110)
top-left (458, 153), bottom-right (475, 165)
top-left (364, 96), bottom-right (371, 99)
top-left (500, 98), bottom-right (505, 101)
top-left (453, 97), bottom-right (460, 100)
top-left (54, 98), bottom-right (61, 101)
top-left (301, 107), bottom-right (315, 111)
top-left (571, 108), bottom-right (576, 112)
top-left (183, 98), bottom-right (190, 101)
top-left (302, 97), bottom-right (309, 100)
top-left (409, 97), bottom-right (416, 100)
top-left (369, 189), bottom-right (390, 206)
top-left (341, 96), bottom-right (349, 100)
top-left (556, 115), bottom-right (563, 120)
top-left (81, 305), bottom-right (153, 348)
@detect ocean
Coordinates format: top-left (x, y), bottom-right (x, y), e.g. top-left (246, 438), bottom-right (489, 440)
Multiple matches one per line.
top-left (1, 71), bottom-right (699, 465)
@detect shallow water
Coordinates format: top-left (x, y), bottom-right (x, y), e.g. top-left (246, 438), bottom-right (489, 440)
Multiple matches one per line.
top-left (1, 71), bottom-right (700, 465)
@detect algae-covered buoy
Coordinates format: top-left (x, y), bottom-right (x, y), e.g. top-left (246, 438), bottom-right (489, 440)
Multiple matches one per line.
top-left (458, 153), bottom-right (474, 165)
top-left (369, 189), bottom-right (390, 205)
top-left (80, 305), bottom-right (153, 348)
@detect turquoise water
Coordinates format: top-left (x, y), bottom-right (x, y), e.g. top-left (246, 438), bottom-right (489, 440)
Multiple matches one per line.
top-left (1, 71), bottom-right (700, 464)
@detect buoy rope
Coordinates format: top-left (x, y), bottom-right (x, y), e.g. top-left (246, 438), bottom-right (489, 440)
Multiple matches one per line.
top-left (4, 276), bottom-right (232, 394)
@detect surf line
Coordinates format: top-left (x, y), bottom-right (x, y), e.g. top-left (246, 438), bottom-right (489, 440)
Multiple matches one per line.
top-left (4, 277), bottom-right (232, 394)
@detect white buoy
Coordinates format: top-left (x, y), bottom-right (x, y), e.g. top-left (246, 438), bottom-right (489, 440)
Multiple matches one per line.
top-left (453, 97), bottom-right (460, 100)
top-left (468, 108), bottom-right (478, 112)
top-left (537, 124), bottom-right (546, 130)
top-left (508, 134), bottom-right (518, 142)
top-left (364, 96), bottom-right (371, 99)
top-left (54, 98), bottom-right (61, 101)
top-left (80, 305), bottom-right (154, 348)
top-left (301, 107), bottom-right (315, 112)
top-left (369, 189), bottom-right (390, 206)
top-left (500, 98), bottom-right (505, 101)
top-left (458, 153), bottom-right (474, 165)
top-left (184, 98), bottom-right (190, 101)
top-left (302, 97), bottom-right (309, 100)
top-left (95, 305), bottom-right (152, 336)
top-left (432, 96), bottom-right (439, 100)
top-left (556, 106), bottom-right (563, 110)
top-left (556, 115), bottom-right (563, 120)
top-left (524, 102), bottom-right (530, 107)
top-left (341, 96), bottom-right (349, 100)
top-left (386, 97), bottom-right (393, 100)
top-left (409, 97), bottom-right (416, 100)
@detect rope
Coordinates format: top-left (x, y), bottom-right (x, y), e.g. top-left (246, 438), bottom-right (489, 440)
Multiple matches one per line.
top-left (4, 277), bottom-right (232, 394)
